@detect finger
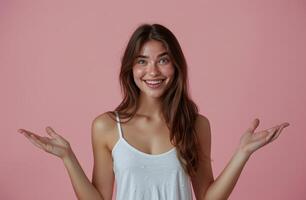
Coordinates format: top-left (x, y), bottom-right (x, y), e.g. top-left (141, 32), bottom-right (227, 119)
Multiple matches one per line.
top-left (268, 123), bottom-right (288, 143)
top-left (265, 125), bottom-right (281, 133)
top-left (249, 124), bottom-right (289, 151)
top-left (18, 129), bottom-right (41, 139)
top-left (19, 129), bottom-right (56, 152)
top-left (263, 122), bottom-right (288, 143)
top-left (27, 135), bottom-right (45, 150)
top-left (264, 122), bottom-right (290, 133)
top-left (246, 118), bottom-right (260, 133)
top-left (30, 134), bottom-right (51, 152)
top-left (18, 129), bottom-right (30, 136)
top-left (40, 136), bottom-right (51, 143)
top-left (252, 126), bottom-right (278, 140)
top-left (268, 129), bottom-right (281, 143)
top-left (249, 128), bottom-right (277, 150)
top-left (18, 128), bottom-right (34, 135)
top-left (20, 130), bottom-right (31, 139)
top-left (46, 127), bottom-right (64, 141)
top-left (266, 127), bottom-right (279, 142)
top-left (252, 129), bottom-right (270, 140)
top-left (282, 122), bottom-right (290, 128)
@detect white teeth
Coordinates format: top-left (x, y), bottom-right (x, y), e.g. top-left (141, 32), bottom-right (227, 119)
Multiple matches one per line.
top-left (145, 80), bottom-right (163, 84)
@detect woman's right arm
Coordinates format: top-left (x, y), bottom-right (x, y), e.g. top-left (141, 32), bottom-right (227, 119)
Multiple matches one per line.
top-left (62, 149), bottom-right (104, 200)
top-left (18, 113), bottom-right (115, 200)
top-left (63, 113), bottom-right (116, 200)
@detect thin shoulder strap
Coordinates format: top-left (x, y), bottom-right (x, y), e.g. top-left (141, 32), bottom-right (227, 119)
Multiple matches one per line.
top-left (115, 111), bottom-right (123, 138)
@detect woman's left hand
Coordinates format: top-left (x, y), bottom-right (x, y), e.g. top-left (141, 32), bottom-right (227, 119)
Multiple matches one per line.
top-left (238, 119), bottom-right (290, 156)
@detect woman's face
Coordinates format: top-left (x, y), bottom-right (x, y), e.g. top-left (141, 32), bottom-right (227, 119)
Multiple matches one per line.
top-left (132, 40), bottom-right (175, 99)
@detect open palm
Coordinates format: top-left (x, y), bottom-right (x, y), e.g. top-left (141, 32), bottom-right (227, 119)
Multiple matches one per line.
top-left (238, 119), bottom-right (290, 156)
top-left (18, 127), bottom-right (72, 159)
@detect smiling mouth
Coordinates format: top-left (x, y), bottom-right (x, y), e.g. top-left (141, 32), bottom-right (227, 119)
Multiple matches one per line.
top-left (143, 79), bottom-right (165, 89)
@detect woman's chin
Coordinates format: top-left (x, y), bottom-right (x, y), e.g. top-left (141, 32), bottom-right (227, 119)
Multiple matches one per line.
top-left (142, 91), bottom-right (165, 99)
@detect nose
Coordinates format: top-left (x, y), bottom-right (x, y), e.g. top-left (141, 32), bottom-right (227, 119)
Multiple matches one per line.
top-left (147, 61), bottom-right (160, 76)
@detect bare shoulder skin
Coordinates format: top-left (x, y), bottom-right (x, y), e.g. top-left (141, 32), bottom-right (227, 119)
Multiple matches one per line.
top-left (191, 113), bottom-right (214, 199)
top-left (91, 112), bottom-right (118, 200)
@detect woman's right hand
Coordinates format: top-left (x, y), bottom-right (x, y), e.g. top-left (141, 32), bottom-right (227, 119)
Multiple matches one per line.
top-left (18, 126), bottom-right (73, 160)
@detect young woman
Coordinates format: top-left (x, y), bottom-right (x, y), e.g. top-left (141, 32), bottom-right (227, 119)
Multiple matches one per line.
top-left (18, 24), bottom-right (289, 200)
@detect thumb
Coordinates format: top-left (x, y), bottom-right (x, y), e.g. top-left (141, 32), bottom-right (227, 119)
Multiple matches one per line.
top-left (46, 126), bottom-right (62, 139)
top-left (246, 118), bottom-right (260, 133)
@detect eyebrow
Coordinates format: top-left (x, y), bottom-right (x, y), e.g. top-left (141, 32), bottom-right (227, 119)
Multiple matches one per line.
top-left (135, 52), bottom-right (169, 59)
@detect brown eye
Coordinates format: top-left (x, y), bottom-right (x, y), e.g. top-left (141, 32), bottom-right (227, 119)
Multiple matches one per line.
top-left (137, 59), bottom-right (147, 65)
top-left (159, 58), bottom-right (169, 64)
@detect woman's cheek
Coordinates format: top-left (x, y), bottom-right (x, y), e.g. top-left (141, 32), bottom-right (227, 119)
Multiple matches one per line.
top-left (133, 67), bottom-right (145, 83)
top-left (134, 67), bottom-right (144, 76)
top-left (162, 65), bottom-right (175, 76)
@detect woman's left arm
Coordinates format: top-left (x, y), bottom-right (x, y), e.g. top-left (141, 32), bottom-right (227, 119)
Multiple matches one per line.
top-left (202, 145), bottom-right (251, 200)
top-left (197, 118), bottom-right (290, 200)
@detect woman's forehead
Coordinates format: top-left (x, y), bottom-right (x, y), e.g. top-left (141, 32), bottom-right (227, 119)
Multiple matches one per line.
top-left (138, 40), bottom-right (168, 57)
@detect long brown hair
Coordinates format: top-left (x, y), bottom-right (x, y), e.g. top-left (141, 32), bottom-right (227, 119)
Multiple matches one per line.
top-left (107, 23), bottom-right (201, 177)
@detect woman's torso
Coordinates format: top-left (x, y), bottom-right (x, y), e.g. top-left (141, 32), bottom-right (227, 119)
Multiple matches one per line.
top-left (107, 111), bottom-right (193, 200)
top-left (107, 112), bottom-right (174, 155)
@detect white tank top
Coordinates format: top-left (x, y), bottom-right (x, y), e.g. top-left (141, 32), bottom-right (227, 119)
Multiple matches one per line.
top-left (112, 111), bottom-right (193, 200)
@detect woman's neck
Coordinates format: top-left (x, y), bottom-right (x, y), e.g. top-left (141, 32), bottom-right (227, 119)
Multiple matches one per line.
top-left (137, 94), bottom-right (164, 121)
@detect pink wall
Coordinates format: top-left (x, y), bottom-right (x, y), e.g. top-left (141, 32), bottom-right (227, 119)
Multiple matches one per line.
top-left (1, 0), bottom-right (305, 199)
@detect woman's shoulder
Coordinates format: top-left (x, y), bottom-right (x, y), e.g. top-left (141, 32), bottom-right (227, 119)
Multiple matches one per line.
top-left (195, 113), bottom-right (211, 138)
top-left (196, 113), bottom-right (210, 126)
top-left (91, 111), bottom-right (118, 149)
top-left (92, 111), bottom-right (117, 132)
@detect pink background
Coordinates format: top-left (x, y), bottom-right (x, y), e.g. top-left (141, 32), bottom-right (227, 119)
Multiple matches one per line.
top-left (1, 0), bottom-right (305, 199)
